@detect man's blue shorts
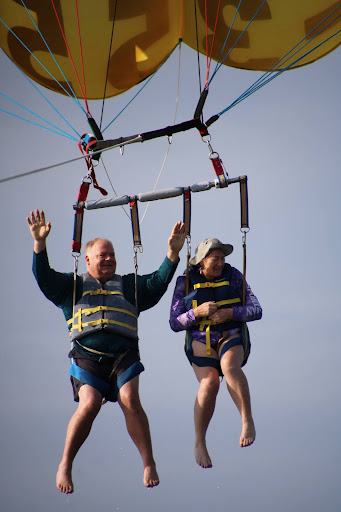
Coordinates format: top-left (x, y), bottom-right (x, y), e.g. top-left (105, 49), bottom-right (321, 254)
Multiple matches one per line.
top-left (68, 347), bottom-right (144, 403)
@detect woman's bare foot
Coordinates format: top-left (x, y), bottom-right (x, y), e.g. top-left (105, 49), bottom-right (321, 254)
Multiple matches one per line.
top-left (194, 441), bottom-right (212, 468)
top-left (56, 463), bottom-right (74, 494)
top-left (240, 419), bottom-right (256, 447)
top-left (143, 465), bottom-right (159, 488)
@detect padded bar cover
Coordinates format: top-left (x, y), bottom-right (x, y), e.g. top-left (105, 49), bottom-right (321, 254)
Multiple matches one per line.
top-left (85, 195), bottom-right (130, 209)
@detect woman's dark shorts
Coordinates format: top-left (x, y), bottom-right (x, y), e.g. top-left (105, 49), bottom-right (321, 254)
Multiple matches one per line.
top-left (68, 347), bottom-right (144, 403)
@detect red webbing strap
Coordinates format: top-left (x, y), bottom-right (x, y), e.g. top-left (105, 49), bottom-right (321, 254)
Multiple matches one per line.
top-left (78, 136), bottom-right (108, 196)
top-left (129, 197), bottom-right (142, 247)
top-left (211, 156), bottom-right (228, 188)
top-left (89, 168), bottom-right (108, 196)
top-left (198, 124), bottom-right (228, 187)
top-left (72, 181), bottom-right (90, 253)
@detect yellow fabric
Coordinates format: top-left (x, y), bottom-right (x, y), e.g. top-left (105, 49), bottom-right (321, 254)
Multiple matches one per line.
top-left (68, 305), bottom-right (137, 331)
top-left (182, 1), bottom-right (341, 72)
top-left (73, 318), bottom-right (138, 332)
top-left (1, 1), bottom-right (340, 99)
top-left (194, 280), bottom-right (230, 289)
top-left (217, 298), bottom-right (241, 306)
top-left (205, 325), bottom-right (211, 355)
top-left (192, 298), bottom-right (240, 355)
top-left (82, 290), bottom-right (123, 297)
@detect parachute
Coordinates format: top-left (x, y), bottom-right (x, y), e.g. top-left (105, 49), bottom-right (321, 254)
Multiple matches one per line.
top-left (0, 1), bottom-right (340, 196)
top-left (1, 0), bottom-right (340, 100)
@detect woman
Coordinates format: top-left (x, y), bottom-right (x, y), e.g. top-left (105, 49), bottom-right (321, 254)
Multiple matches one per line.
top-left (169, 238), bottom-right (262, 468)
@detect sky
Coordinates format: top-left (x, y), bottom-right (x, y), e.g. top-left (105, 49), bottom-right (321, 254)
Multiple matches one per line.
top-left (1, 21), bottom-right (341, 512)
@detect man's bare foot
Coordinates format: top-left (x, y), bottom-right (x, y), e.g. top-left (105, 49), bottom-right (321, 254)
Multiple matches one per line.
top-left (240, 419), bottom-right (256, 447)
top-left (56, 463), bottom-right (74, 494)
top-left (194, 441), bottom-right (212, 468)
top-left (143, 465), bottom-right (159, 488)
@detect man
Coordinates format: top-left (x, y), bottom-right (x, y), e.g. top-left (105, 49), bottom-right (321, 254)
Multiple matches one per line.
top-left (169, 238), bottom-right (262, 468)
top-left (27, 209), bottom-right (185, 494)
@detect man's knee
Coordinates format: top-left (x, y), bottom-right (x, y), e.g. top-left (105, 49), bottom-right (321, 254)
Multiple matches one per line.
top-left (78, 384), bottom-right (103, 416)
top-left (118, 378), bottom-right (142, 411)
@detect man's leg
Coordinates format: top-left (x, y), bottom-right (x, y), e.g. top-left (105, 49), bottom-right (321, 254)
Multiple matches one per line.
top-left (117, 376), bottom-right (159, 488)
top-left (191, 341), bottom-right (220, 468)
top-left (219, 343), bottom-right (256, 447)
top-left (56, 384), bottom-right (102, 494)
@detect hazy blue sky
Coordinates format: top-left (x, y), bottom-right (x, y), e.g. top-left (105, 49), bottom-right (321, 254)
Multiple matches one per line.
top-left (1, 23), bottom-right (340, 512)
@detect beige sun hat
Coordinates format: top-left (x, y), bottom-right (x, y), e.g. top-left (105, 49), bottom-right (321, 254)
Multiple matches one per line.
top-left (189, 238), bottom-right (233, 266)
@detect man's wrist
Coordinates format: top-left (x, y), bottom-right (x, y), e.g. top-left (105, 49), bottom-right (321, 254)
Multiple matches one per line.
top-left (167, 249), bottom-right (180, 264)
top-left (34, 240), bottom-right (46, 254)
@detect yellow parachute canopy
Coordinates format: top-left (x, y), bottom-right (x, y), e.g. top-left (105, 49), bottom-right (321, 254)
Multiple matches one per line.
top-left (0, 0), bottom-right (340, 99)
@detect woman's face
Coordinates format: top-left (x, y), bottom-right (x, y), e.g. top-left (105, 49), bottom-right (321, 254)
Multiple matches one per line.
top-left (200, 249), bottom-right (225, 281)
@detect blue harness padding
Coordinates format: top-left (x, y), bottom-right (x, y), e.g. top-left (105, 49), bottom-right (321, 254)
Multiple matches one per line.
top-left (69, 360), bottom-right (144, 402)
top-left (185, 323), bottom-right (250, 376)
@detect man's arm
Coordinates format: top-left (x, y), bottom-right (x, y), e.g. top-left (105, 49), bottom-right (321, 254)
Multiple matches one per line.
top-left (124, 222), bottom-right (186, 312)
top-left (27, 209), bottom-right (51, 253)
top-left (27, 209), bottom-right (76, 314)
top-left (166, 221), bottom-right (186, 263)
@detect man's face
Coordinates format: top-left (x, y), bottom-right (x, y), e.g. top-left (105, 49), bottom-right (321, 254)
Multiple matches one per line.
top-left (200, 249), bottom-right (225, 281)
top-left (85, 240), bottom-right (116, 282)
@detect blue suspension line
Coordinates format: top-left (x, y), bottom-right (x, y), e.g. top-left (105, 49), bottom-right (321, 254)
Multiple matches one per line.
top-left (19, 0), bottom-right (84, 112)
top-left (0, 92), bottom-right (78, 140)
top-left (0, 108), bottom-right (77, 140)
top-left (228, 6), bottom-right (341, 106)
top-left (13, 66), bottom-right (81, 139)
top-left (209, 0), bottom-right (268, 85)
top-left (102, 71), bottom-right (159, 133)
top-left (0, 17), bottom-right (86, 113)
top-left (218, 27), bottom-right (341, 117)
top-left (209, 0), bottom-right (243, 82)
top-left (102, 42), bottom-right (181, 133)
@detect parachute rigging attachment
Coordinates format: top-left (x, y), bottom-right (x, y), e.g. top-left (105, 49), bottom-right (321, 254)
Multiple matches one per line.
top-left (78, 131), bottom-right (108, 196)
top-left (129, 196), bottom-right (143, 251)
top-left (182, 186), bottom-right (191, 238)
top-left (239, 176), bottom-right (249, 232)
top-left (86, 117), bottom-right (104, 162)
top-left (92, 117), bottom-right (205, 155)
top-left (72, 176), bottom-right (92, 255)
top-left (183, 185), bottom-right (192, 352)
top-left (182, 185), bottom-right (192, 299)
top-left (70, 252), bottom-right (80, 358)
top-left (193, 87), bottom-right (209, 122)
top-left (129, 196), bottom-right (143, 331)
top-left (199, 129), bottom-right (228, 188)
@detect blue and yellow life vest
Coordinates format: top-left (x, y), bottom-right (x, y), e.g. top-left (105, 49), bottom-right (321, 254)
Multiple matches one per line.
top-left (68, 272), bottom-right (138, 342)
top-left (184, 264), bottom-right (241, 354)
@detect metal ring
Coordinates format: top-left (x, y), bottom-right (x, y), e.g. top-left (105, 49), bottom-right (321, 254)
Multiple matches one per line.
top-left (201, 133), bottom-right (211, 143)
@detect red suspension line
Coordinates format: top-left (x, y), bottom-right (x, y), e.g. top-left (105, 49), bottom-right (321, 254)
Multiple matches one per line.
top-left (50, 0), bottom-right (90, 115)
top-left (75, 0), bottom-right (90, 115)
top-left (204, 0), bottom-right (221, 87)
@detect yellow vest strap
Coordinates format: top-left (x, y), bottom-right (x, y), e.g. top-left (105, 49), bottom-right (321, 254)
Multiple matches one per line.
top-left (193, 280), bottom-right (230, 289)
top-left (71, 318), bottom-right (138, 333)
top-left (217, 298), bottom-right (241, 306)
top-left (82, 290), bottom-right (123, 297)
top-left (206, 325), bottom-right (211, 355)
top-left (79, 305), bottom-right (137, 318)
top-left (68, 305), bottom-right (137, 326)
